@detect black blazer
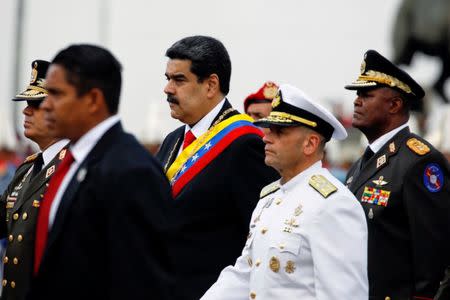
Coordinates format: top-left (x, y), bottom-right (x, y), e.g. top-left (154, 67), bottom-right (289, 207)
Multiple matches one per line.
top-left (156, 100), bottom-right (279, 300)
top-left (346, 127), bottom-right (450, 300)
top-left (28, 122), bottom-right (172, 300)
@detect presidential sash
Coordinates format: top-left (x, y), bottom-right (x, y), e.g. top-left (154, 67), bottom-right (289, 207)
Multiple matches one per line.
top-left (167, 114), bottom-right (263, 198)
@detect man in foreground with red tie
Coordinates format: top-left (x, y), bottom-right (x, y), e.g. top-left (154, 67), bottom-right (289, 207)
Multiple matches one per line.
top-left (28, 44), bottom-right (173, 300)
top-left (156, 35), bottom-right (278, 300)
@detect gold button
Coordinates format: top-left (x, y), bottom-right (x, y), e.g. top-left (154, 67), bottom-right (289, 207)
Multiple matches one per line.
top-left (8, 235), bottom-right (13, 242)
top-left (275, 199), bottom-right (282, 205)
top-left (41, 192), bottom-right (45, 197)
top-left (22, 213), bottom-right (28, 220)
top-left (3, 256), bottom-right (8, 264)
top-left (12, 213), bottom-right (19, 220)
top-left (17, 235), bottom-right (23, 242)
top-left (250, 291), bottom-right (256, 299)
top-left (261, 227), bottom-right (268, 234)
top-left (10, 281), bottom-right (15, 288)
top-left (13, 257), bottom-right (18, 265)
top-left (2, 279), bottom-right (7, 287)
top-left (385, 297), bottom-right (391, 300)
top-left (255, 259), bottom-right (261, 267)
top-left (279, 243), bottom-right (285, 250)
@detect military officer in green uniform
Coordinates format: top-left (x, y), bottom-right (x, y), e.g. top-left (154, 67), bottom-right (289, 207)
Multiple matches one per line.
top-left (0, 60), bottom-right (68, 300)
top-left (345, 50), bottom-right (450, 300)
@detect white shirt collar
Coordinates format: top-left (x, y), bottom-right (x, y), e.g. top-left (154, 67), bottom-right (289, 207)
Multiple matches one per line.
top-left (70, 115), bottom-right (120, 164)
top-left (185, 98), bottom-right (226, 138)
top-left (368, 123), bottom-right (408, 153)
top-left (42, 139), bottom-right (70, 166)
top-left (281, 160), bottom-right (323, 193)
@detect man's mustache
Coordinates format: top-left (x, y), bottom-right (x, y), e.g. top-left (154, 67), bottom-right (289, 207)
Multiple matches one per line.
top-left (167, 95), bottom-right (179, 104)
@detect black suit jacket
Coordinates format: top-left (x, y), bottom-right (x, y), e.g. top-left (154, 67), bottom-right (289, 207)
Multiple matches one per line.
top-left (156, 100), bottom-right (279, 300)
top-left (346, 127), bottom-right (450, 300)
top-left (0, 145), bottom-right (67, 300)
top-left (28, 122), bottom-right (172, 300)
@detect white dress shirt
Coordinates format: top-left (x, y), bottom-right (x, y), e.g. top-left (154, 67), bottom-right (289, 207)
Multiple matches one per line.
top-left (201, 161), bottom-right (368, 300)
top-left (41, 139), bottom-right (70, 167)
top-left (48, 115), bottom-right (120, 228)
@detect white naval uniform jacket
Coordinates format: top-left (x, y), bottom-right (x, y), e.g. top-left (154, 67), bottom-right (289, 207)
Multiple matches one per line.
top-left (201, 161), bottom-right (368, 300)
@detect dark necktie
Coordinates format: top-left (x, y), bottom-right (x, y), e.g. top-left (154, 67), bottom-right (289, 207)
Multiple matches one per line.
top-left (30, 153), bottom-right (44, 179)
top-left (360, 146), bottom-right (374, 170)
top-left (182, 130), bottom-right (196, 150)
top-left (34, 150), bottom-right (74, 275)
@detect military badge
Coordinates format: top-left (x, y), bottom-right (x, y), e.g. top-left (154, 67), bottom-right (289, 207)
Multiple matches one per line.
top-left (423, 163), bottom-right (444, 193)
top-left (372, 176), bottom-right (388, 186)
top-left (270, 256), bottom-right (280, 273)
top-left (32, 200), bottom-right (40, 207)
top-left (263, 82), bottom-right (278, 99)
top-left (46, 165), bottom-right (55, 178)
top-left (59, 149), bottom-right (67, 160)
top-left (284, 218), bottom-right (299, 228)
top-left (30, 61), bottom-right (38, 84)
top-left (285, 261), bottom-right (296, 274)
top-left (376, 155), bottom-right (387, 168)
top-left (389, 142), bottom-right (396, 153)
top-left (309, 175), bottom-right (337, 198)
top-left (294, 205), bottom-right (303, 216)
top-left (361, 186), bottom-right (391, 207)
top-left (271, 91), bottom-right (282, 108)
top-left (368, 208), bottom-right (374, 219)
top-left (6, 201), bottom-right (15, 209)
top-left (406, 138), bottom-right (430, 155)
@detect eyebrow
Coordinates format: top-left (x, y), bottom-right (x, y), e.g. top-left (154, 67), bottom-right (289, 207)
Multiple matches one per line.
top-left (165, 73), bottom-right (187, 80)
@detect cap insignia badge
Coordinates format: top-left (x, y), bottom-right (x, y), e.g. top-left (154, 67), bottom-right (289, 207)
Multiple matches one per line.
top-left (263, 85), bottom-right (278, 99)
top-left (30, 61), bottom-right (38, 84)
top-left (360, 60), bottom-right (366, 74)
top-left (272, 91), bottom-right (282, 108)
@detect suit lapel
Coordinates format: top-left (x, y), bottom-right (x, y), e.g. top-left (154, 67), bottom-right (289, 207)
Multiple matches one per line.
top-left (349, 127), bottom-right (410, 193)
top-left (44, 123), bottom-right (123, 253)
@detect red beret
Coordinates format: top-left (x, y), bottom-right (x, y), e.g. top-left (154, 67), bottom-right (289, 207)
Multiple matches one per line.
top-left (244, 81), bottom-right (279, 113)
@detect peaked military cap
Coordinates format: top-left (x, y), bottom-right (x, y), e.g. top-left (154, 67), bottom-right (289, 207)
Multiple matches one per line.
top-left (244, 81), bottom-right (279, 113)
top-left (254, 84), bottom-right (347, 141)
top-left (13, 60), bottom-right (50, 101)
top-left (345, 50), bottom-right (425, 101)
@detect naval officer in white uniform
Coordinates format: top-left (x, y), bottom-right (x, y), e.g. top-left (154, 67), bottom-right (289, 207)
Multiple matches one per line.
top-left (201, 84), bottom-right (368, 300)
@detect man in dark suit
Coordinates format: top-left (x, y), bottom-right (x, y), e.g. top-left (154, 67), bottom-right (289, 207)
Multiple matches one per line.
top-left (0, 60), bottom-right (68, 300)
top-left (28, 44), bottom-right (172, 300)
top-left (345, 49), bottom-right (450, 300)
top-left (157, 35), bottom-right (278, 300)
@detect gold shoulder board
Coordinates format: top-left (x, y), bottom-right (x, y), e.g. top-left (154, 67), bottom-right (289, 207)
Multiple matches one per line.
top-left (406, 138), bottom-right (430, 155)
top-left (260, 182), bottom-right (280, 199)
top-left (309, 175), bottom-right (337, 198)
top-left (24, 153), bottom-right (38, 163)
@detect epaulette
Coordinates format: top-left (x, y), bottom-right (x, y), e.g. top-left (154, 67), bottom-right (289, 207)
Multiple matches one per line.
top-left (260, 182), bottom-right (280, 199)
top-left (309, 174), bottom-right (337, 198)
top-left (24, 153), bottom-right (39, 163)
top-left (406, 138), bottom-right (430, 156)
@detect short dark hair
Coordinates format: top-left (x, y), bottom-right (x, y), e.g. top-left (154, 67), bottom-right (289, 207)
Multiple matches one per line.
top-left (165, 36), bottom-right (231, 95)
top-left (51, 44), bottom-right (122, 114)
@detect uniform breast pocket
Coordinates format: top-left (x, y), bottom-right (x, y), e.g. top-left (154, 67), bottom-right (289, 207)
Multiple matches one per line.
top-left (269, 233), bottom-right (301, 257)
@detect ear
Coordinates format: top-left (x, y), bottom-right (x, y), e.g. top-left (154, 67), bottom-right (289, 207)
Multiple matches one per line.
top-left (303, 133), bottom-right (320, 156)
top-left (206, 74), bottom-right (220, 98)
top-left (86, 88), bottom-right (106, 114)
top-left (389, 96), bottom-right (403, 114)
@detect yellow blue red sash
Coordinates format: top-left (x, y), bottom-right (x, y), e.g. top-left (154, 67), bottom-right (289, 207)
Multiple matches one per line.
top-left (167, 114), bottom-right (263, 198)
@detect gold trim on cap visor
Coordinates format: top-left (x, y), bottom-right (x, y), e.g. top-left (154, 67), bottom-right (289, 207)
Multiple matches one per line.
top-left (356, 70), bottom-right (413, 94)
top-left (266, 111), bottom-right (317, 127)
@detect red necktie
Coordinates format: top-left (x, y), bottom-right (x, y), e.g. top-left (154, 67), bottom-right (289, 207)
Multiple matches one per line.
top-left (34, 150), bottom-right (74, 275)
top-left (182, 130), bottom-right (196, 150)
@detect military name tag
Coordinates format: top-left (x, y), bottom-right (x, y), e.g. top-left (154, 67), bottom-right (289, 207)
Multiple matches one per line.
top-left (361, 186), bottom-right (390, 207)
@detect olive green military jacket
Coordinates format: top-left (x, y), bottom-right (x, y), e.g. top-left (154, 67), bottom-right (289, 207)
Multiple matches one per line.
top-left (0, 149), bottom-right (66, 300)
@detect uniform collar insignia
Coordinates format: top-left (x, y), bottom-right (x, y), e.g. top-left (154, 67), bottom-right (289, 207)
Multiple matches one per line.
top-left (376, 154), bottom-right (387, 168)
